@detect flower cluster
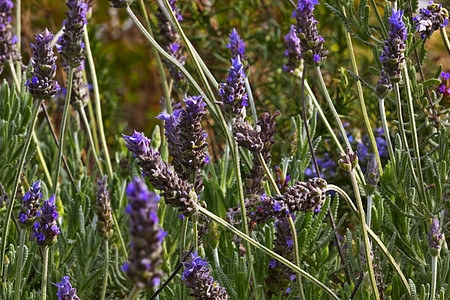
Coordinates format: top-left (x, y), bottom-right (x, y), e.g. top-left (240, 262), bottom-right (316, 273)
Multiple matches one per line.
top-left (69, 65), bottom-right (89, 109)
top-left (428, 217), bottom-right (444, 256)
top-left (33, 195), bottom-right (61, 247)
top-left (18, 180), bottom-right (42, 227)
top-left (156, 0), bottom-right (187, 93)
top-left (54, 276), bottom-right (80, 300)
top-left (436, 71), bottom-right (450, 99)
top-left (283, 25), bottom-right (302, 73)
top-left (249, 178), bottom-right (327, 225)
top-left (57, 0), bottom-right (87, 68)
top-left (413, 1), bottom-right (449, 39)
top-left (123, 131), bottom-right (196, 215)
top-left (293, 0), bottom-right (328, 66)
top-left (376, 9), bottom-right (407, 98)
top-left (157, 95), bottom-right (208, 192)
top-left (182, 252), bottom-right (230, 299)
top-left (122, 177), bottom-right (164, 289)
top-left (93, 175), bottom-right (113, 239)
top-left (0, 0), bottom-right (20, 71)
top-left (227, 28), bottom-right (247, 63)
top-left (218, 56), bottom-right (248, 117)
top-left (265, 216), bottom-right (296, 298)
top-left (26, 29), bottom-right (60, 99)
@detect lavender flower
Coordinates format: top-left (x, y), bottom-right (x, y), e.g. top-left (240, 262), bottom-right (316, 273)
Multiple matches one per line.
top-left (26, 29), bottom-right (60, 99)
top-left (283, 25), bottom-right (302, 73)
top-left (249, 178), bottom-right (327, 225)
top-left (54, 276), bottom-right (80, 300)
top-left (108, 0), bottom-right (129, 8)
top-left (227, 28), bottom-right (247, 63)
top-left (157, 95), bottom-right (208, 192)
top-left (218, 56), bottom-right (248, 117)
top-left (18, 180), bottom-right (42, 227)
top-left (156, 0), bottom-right (187, 93)
top-left (293, 0), bottom-right (328, 66)
top-left (382, 9), bottom-right (407, 80)
top-left (69, 65), bottom-right (88, 109)
top-left (123, 131), bottom-right (196, 215)
top-left (413, 1), bottom-right (449, 39)
top-left (0, 0), bottom-right (20, 71)
top-left (365, 155), bottom-right (380, 196)
top-left (122, 177), bottom-right (164, 289)
top-left (338, 148), bottom-right (359, 172)
top-left (182, 252), bottom-right (229, 299)
top-left (436, 71), bottom-right (450, 99)
top-left (428, 217), bottom-right (444, 256)
top-left (93, 175), bottom-right (113, 239)
top-left (33, 195), bottom-right (61, 247)
top-left (57, 0), bottom-right (87, 67)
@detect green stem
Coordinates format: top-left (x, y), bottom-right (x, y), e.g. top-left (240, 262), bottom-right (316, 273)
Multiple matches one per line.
top-left (440, 27), bottom-right (450, 57)
top-left (32, 132), bottom-right (52, 187)
top-left (197, 206), bottom-right (339, 300)
top-left (244, 78), bottom-right (258, 126)
top-left (348, 169), bottom-right (379, 300)
top-left (378, 98), bottom-right (396, 165)
top-left (83, 27), bottom-right (114, 179)
top-left (83, 69), bottom-right (100, 153)
top-left (41, 246), bottom-right (49, 300)
top-left (193, 214), bottom-right (198, 252)
top-left (8, 60), bottom-right (20, 89)
top-left (180, 217), bottom-right (188, 300)
top-left (430, 255), bottom-right (438, 300)
top-left (0, 98), bottom-right (42, 276)
top-left (369, 0), bottom-right (388, 40)
top-left (15, 0), bottom-right (21, 84)
top-left (51, 67), bottom-right (73, 195)
top-left (366, 194), bottom-right (373, 227)
top-left (13, 228), bottom-right (27, 300)
top-left (127, 285), bottom-right (142, 300)
top-left (79, 107), bottom-right (104, 175)
top-left (111, 212), bottom-right (128, 257)
top-left (101, 240), bottom-right (109, 300)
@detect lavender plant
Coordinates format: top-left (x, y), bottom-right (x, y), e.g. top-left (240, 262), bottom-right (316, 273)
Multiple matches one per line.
top-left (0, 0), bottom-right (20, 75)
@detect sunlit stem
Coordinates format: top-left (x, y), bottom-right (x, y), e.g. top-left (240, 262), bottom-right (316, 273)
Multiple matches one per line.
top-left (378, 98), bottom-right (396, 165)
top-left (440, 28), bottom-right (450, 57)
top-left (430, 255), bottom-right (438, 300)
top-left (41, 246), bottom-right (49, 300)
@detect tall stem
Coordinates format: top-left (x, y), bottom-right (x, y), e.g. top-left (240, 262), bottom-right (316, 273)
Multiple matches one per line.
top-left (197, 206), bottom-right (339, 300)
top-left (100, 240), bottom-right (109, 300)
top-left (13, 228), bottom-right (27, 300)
top-left (0, 98), bottom-right (42, 276)
top-left (41, 246), bottom-right (49, 300)
top-left (8, 60), bottom-right (20, 89)
top-left (79, 107), bottom-right (104, 175)
top-left (15, 0), bottom-right (21, 83)
top-left (440, 28), bottom-right (450, 57)
top-left (378, 98), bottom-right (396, 165)
top-left (127, 285), bottom-right (142, 300)
top-left (51, 68), bottom-right (73, 195)
top-left (366, 194), bottom-right (373, 227)
top-left (348, 171), bottom-right (379, 300)
top-left (83, 27), bottom-right (114, 179)
top-left (430, 255), bottom-right (438, 300)
top-left (32, 132), bottom-right (52, 186)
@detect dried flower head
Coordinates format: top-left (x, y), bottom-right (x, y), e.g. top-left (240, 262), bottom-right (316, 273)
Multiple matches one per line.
top-left (26, 29), bottom-right (61, 99)
top-left (413, 1), bottom-right (449, 39)
top-left (283, 25), bottom-right (302, 73)
top-left (218, 55), bottom-right (248, 117)
top-left (365, 155), bottom-right (380, 196)
top-left (33, 195), bottom-right (61, 247)
top-left (69, 65), bottom-right (89, 109)
top-left (0, 0), bottom-right (20, 71)
top-left (18, 180), bottom-right (42, 228)
top-left (122, 177), bottom-right (164, 289)
top-left (93, 175), bottom-right (113, 239)
top-left (293, 0), bottom-right (328, 66)
top-left (54, 276), bottom-right (80, 300)
top-left (428, 217), bottom-right (444, 256)
top-left (182, 252), bottom-right (230, 299)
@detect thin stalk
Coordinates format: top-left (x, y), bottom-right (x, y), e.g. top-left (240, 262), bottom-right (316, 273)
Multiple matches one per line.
top-left (51, 67), bottom-right (74, 195)
top-left (366, 194), bottom-right (373, 227)
top-left (137, 0), bottom-right (172, 114)
top-left (244, 78), bottom-right (258, 126)
top-left (180, 217), bottom-right (188, 300)
top-left (8, 60), bottom-right (20, 89)
top-left (197, 206), bottom-right (339, 300)
top-left (15, 0), bottom-right (21, 83)
top-left (127, 285), bottom-right (142, 300)
top-left (257, 152), bottom-right (305, 298)
top-left (79, 107), bottom-right (104, 174)
top-left (430, 255), bottom-right (438, 300)
top-left (329, 184), bottom-right (412, 299)
top-left (100, 240), bottom-right (109, 300)
top-left (111, 212), bottom-right (128, 257)
top-left (342, 16), bottom-right (382, 174)
top-left (369, 0), bottom-right (388, 39)
top-left (378, 98), bottom-right (396, 165)
top-left (32, 132), bottom-right (52, 186)
top-left (0, 98), bottom-right (42, 276)
top-left (440, 28), bottom-right (450, 57)
top-left (193, 214), bottom-right (198, 251)
top-left (41, 246), bottom-right (49, 300)
top-left (83, 27), bottom-right (114, 179)
top-left (13, 228), bottom-right (27, 300)
top-left (83, 69), bottom-right (100, 153)
top-left (348, 169), bottom-right (379, 300)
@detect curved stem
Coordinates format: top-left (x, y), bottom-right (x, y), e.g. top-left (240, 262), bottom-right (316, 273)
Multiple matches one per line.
top-left (0, 98), bottom-right (42, 276)
top-left (79, 107), bottom-right (104, 175)
top-left (41, 246), bottom-right (49, 300)
top-left (100, 240), bottom-right (109, 300)
top-left (430, 255), bottom-right (438, 300)
top-left (51, 67), bottom-right (73, 195)
top-left (440, 28), bottom-right (450, 57)
top-left (378, 98), bottom-right (396, 165)
top-left (127, 285), bottom-right (142, 300)
top-left (197, 206), bottom-right (339, 300)
top-left (13, 228), bottom-right (27, 300)
top-left (83, 27), bottom-right (114, 179)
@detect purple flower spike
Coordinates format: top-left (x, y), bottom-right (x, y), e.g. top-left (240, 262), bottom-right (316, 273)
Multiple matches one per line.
top-left (283, 25), bottom-right (301, 73)
top-left (227, 28), bottom-right (247, 62)
top-left (94, 175), bottom-right (114, 239)
top-left (413, 1), bottom-right (449, 39)
top-left (219, 55), bottom-right (248, 117)
top-left (58, 0), bottom-right (88, 67)
top-left (428, 217), bottom-right (444, 256)
top-left (33, 195), bottom-right (61, 247)
top-left (18, 180), bottom-right (42, 228)
top-left (54, 276), bottom-right (80, 300)
top-left (182, 252), bottom-right (229, 299)
top-left (124, 177), bottom-right (163, 289)
top-left (293, 0), bottom-right (328, 66)
top-left (0, 0), bottom-right (20, 70)
top-left (436, 71), bottom-right (450, 99)
top-left (27, 29), bottom-right (60, 99)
